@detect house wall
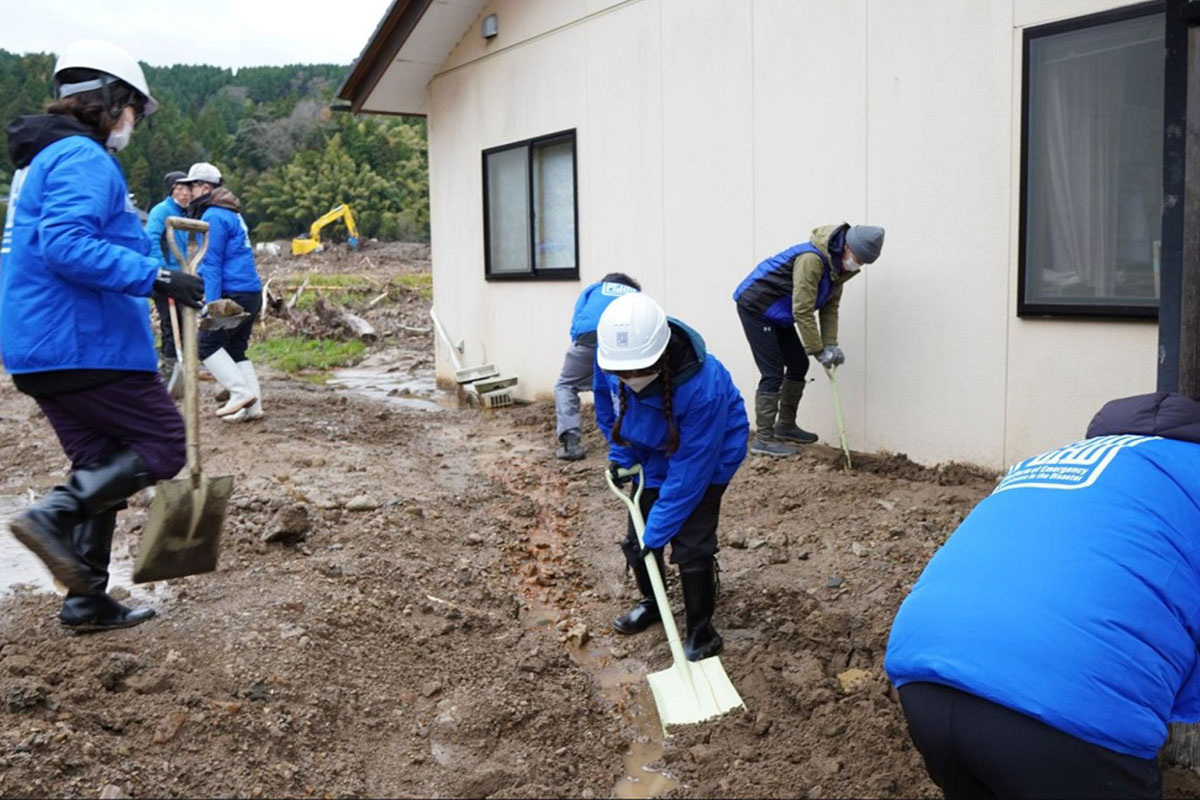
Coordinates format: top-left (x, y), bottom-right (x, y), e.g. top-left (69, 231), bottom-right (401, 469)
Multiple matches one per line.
top-left (424, 0), bottom-right (1159, 469)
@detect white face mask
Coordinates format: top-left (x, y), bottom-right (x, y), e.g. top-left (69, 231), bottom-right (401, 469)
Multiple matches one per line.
top-left (842, 253), bottom-right (862, 273)
top-left (105, 107), bottom-right (135, 153)
top-left (620, 373), bottom-right (659, 393)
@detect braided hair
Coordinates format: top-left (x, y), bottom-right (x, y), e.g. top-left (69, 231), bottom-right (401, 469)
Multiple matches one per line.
top-left (610, 351), bottom-right (680, 456)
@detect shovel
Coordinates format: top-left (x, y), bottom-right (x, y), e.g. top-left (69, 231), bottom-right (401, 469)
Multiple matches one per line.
top-left (605, 465), bottom-right (745, 733)
top-left (824, 366), bottom-right (852, 471)
top-left (133, 216), bottom-right (234, 584)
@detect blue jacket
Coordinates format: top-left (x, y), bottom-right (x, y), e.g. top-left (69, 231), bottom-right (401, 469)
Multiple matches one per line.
top-left (144, 196), bottom-right (190, 270)
top-left (1, 116), bottom-right (158, 374)
top-left (569, 280), bottom-right (639, 345)
top-left (885, 392), bottom-right (1200, 759)
top-left (192, 189), bottom-right (261, 303)
top-left (594, 320), bottom-right (749, 549)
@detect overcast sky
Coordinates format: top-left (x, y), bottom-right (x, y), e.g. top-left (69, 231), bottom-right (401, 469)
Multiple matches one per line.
top-left (0, 0), bottom-right (395, 70)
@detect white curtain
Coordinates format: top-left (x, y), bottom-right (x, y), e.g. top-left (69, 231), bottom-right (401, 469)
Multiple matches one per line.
top-left (533, 139), bottom-right (577, 272)
top-left (487, 148), bottom-right (530, 274)
top-left (1026, 15), bottom-right (1163, 305)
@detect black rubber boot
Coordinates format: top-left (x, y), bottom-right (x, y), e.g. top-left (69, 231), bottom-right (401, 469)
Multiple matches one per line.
top-left (749, 392), bottom-right (797, 457)
top-left (556, 430), bottom-right (586, 461)
top-left (775, 379), bottom-right (818, 445)
top-left (59, 509), bottom-right (156, 633)
top-left (9, 449), bottom-right (152, 595)
top-left (613, 539), bottom-right (665, 634)
top-left (680, 559), bottom-right (723, 661)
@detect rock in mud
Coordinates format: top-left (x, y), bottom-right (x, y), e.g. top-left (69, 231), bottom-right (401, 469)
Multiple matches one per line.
top-left (97, 653), bottom-right (141, 691)
top-left (263, 505), bottom-right (311, 543)
top-left (836, 668), bottom-right (872, 693)
top-left (2, 677), bottom-right (47, 711)
top-left (151, 710), bottom-right (187, 744)
top-left (99, 785), bottom-right (129, 800)
top-left (345, 495), bottom-right (381, 512)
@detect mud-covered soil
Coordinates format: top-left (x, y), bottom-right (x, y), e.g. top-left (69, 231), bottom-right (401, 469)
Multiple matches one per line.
top-left (2, 245), bottom-right (1199, 798)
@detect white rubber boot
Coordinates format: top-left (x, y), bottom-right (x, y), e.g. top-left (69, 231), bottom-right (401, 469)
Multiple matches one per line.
top-left (202, 349), bottom-right (256, 417)
top-left (224, 361), bottom-right (264, 422)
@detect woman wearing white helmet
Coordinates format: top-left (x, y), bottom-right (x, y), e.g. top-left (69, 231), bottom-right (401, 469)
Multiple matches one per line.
top-left (0, 40), bottom-right (203, 632)
top-left (594, 293), bottom-right (749, 660)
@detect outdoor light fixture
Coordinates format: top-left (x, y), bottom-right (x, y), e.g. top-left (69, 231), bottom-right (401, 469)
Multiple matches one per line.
top-left (482, 14), bottom-right (499, 40)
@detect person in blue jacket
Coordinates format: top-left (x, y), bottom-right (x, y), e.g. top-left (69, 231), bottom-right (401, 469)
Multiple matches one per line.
top-left (885, 391), bottom-right (1200, 799)
top-left (178, 162), bottom-right (264, 421)
top-left (594, 293), bottom-right (749, 661)
top-left (0, 40), bottom-right (205, 631)
top-left (733, 223), bottom-right (884, 457)
top-left (554, 273), bottom-right (640, 461)
top-left (143, 170), bottom-right (191, 379)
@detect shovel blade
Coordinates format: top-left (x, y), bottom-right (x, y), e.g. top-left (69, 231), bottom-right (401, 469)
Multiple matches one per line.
top-left (133, 475), bottom-right (233, 584)
top-left (646, 655), bottom-right (745, 732)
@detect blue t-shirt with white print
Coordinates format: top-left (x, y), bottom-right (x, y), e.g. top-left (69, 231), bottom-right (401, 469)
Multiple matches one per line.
top-left (569, 280), bottom-right (639, 344)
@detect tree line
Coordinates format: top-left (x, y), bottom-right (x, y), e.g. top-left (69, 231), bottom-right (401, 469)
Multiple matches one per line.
top-left (0, 49), bottom-right (429, 243)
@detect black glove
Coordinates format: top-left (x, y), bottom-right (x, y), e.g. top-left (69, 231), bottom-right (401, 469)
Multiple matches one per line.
top-left (609, 461), bottom-right (633, 487)
top-left (153, 268), bottom-right (204, 309)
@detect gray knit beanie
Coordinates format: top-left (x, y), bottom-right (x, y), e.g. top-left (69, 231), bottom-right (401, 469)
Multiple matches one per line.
top-left (846, 225), bottom-right (885, 264)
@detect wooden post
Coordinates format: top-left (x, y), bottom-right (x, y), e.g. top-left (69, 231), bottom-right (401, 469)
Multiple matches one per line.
top-left (1163, 0), bottom-right (1200, 771)
top-left (1163, 0), bottom-right (1200, 399)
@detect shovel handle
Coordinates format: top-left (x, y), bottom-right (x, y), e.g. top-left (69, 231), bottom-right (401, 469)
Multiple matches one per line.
top-left (604, 465), bottom-right (693, 672)
top-left (164, 217), bottom-right (211, 484)
top-left (824, 366), bottom-right (852, 471)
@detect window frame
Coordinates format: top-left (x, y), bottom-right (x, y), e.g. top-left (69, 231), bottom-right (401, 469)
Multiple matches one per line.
top-left (1017, 0), bottom-right (1164, 320)
top-left (481, 129), bottom-right (580, 282)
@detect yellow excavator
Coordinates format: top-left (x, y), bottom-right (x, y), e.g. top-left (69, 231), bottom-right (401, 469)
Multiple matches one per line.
top-left (291, 204), bottom-right (361, 256)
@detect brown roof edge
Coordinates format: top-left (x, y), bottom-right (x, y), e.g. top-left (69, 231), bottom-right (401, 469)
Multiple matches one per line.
top-left (337, 0), bottom-right (436, 113)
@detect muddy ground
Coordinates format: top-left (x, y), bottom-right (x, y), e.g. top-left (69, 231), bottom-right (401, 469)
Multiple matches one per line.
top-left (1, 243), bottom-right (1199, 799)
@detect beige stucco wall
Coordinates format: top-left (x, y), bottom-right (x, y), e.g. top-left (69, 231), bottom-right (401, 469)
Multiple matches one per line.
top-left (424, 0), bottom-right (1159, 469)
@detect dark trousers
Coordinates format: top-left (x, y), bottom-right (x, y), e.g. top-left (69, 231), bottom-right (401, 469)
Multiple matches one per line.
top-left (198, 291), bottom-right (262, 362)
top-left (736, 304), bottom-right (809, 394)
top-left (152, 292), bottom-right (176, 360)
top-left (36, 374), bottom-right (186, 481)
top-left (898, 682), bottom-right (1162, 800)
top-left (624, 483), bottom-right (727, 569)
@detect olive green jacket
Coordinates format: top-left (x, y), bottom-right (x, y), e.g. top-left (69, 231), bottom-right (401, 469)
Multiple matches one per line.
top-left (792, 224), bottom-right (859, 354)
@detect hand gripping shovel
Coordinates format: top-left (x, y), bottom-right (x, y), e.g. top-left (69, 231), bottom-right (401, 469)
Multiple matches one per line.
top-left (824, 366), bottom-right (852, 471)
top-left (605, 465), bottom-right (745, 733)
top-left (133, 216), bottom-right (234, 584)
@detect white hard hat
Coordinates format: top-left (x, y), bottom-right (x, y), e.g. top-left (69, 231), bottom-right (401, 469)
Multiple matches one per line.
top-left (597, 293), bottom-right (670, 371)
top-left (179, 162), bottom-right (222, 185)
top-left (54, 39), bottom-right (158, 116)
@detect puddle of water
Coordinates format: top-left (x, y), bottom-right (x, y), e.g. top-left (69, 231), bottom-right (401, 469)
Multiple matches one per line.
top-left (326, 369), bottom-right (450, 412)
top-left (0, 494), bottom-right (165, 604)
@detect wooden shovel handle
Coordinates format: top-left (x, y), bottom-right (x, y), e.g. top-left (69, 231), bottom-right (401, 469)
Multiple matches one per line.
top-left (164, 217), bottom-right (211, 485)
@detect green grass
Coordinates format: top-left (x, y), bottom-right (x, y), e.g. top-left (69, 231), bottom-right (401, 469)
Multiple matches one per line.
top-left (247, 336), bottom-right (366, 373)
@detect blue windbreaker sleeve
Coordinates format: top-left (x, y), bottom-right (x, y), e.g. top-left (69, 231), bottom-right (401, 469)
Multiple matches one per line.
top-left (38, 153), bottom-right (158, 296)
top-left (593, 360), bottom-right (636, 467)
top-left (199, 213), bottom-right (227, 303)
top-left (144, 203), bottom-right (168, 269)
top-left (641, 391), bottom-right (728, 549)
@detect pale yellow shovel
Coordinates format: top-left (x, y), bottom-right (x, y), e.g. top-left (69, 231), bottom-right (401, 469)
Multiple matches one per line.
top-left (824, 365), bottom-right (852, 471)
top-left (605, 465), bottom-right (745, 733)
